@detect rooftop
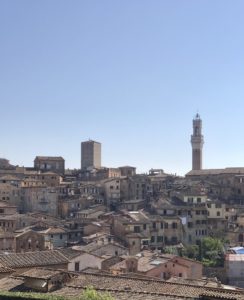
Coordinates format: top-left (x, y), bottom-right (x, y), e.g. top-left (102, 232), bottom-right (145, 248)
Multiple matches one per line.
top-left (58, 248), bottom-right (83, 260)
top-left (20, 268), bottom-right (64, 280)
top-left (35, 156), bottom-right (64, 161)
top-left (186, 167), bottom-right (244, 176)
top-left (0, 250), bottom-right (69, 268)
top-left (53, 272), bottom-right (244, 299)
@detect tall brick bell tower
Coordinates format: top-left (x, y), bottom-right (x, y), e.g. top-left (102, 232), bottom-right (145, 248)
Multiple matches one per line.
top-left (191, 113), bottom-right (204, 170)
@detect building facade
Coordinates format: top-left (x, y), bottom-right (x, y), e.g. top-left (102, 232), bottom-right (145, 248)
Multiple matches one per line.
top-left (34, 156), bottom-right (65, 175)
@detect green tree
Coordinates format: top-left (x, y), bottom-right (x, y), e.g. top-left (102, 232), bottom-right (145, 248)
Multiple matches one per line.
top-left (201, 237), bottom-right (225, 267)
top-left (182, 244), bottom-right (199, 260)
top-left (80, 287), bottom-right (114, 300)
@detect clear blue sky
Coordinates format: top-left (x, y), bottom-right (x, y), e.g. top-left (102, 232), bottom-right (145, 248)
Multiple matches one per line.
top-left (1, 1), bottom-right (244, 175)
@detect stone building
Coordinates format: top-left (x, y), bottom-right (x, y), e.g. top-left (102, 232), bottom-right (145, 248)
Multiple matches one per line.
top-left (0, 229), bottom-right (45, 253)
top-left (112, 211), bottom-right (151, 255)
top-left (110, 251), bottom-right (202, 280)
top-left (225, 253), bottom-right (244, 288)
top-left (21, 186), bottom-right (59, 216)
top-left (112, 211), bottom-right (183, 255)
top-left (149, 215), bottom-right (183, 250)
top-left (14, 230), bottom-right (45, 252)
top-left (186, 168), bottom-right (244, 204)
top-left (79, 167), bottom-right (121, 181)
top-left (34, 156), bottom-right (65, 175)
top-left (58, 196), bottom-right (94, 219)
top-left (81, 140), bottom-right (101, 170)
top-left (103, 178), bottom-right (121, 209)
top-left (0, 181), bottom-right (22, 207)
top-left (0, 159), bottom-right (15, 170)
top-left (23, 171), bottom-right (62, 187)
top-left (0, 201), bottom-right (18, 232)
top-left (120, 175), bottom-right (153, 203)
top-left (119, 166), bottom-right (136, 176)
top-left (20, 268), bottom-right (72, 293)
top-left (40, 227), bottom-right (68, 249)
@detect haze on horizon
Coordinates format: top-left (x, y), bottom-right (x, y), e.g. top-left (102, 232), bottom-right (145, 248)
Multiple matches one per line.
top-left (1, 1), bottom-right (244, 176)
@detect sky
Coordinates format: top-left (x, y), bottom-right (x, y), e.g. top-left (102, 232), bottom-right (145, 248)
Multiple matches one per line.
top-left (1, 1), bottom-right (244, 175)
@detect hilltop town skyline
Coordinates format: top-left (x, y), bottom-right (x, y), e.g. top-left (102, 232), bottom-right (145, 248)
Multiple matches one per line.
top-left (1, 2), bottom-right (244, 297)
top-left (2, 112), bottom-right (244, 176)
top-left (1, 1), bottom-right (244, 175)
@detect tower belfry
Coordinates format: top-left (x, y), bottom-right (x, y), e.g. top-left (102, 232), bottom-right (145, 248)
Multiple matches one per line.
top-left (191, 113), bottom-right (204, 170)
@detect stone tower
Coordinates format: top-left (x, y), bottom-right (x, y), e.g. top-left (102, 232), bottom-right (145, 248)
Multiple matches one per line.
top-left (81, 140), bottom-right (101, 170)
top-left (191, 113), bottom-right (204, 170)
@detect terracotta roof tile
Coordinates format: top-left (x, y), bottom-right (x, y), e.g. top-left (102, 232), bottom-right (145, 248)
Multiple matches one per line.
top-left (63, 273), bottom-right (244, 300)
top-left (0, 250), bottom-right (69, 268)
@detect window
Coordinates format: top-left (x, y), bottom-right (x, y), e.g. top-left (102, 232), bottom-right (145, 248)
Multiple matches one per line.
top-left (151, 236), bottom-right (155, 243)
top-left (75, 262), bottom-right (80, 272)
top-left (164, 223), bottom-right (168, 229)
top-left (143, 224), bottom-right (147, 230)
top-left (153, 222), bottom-right (156, 229)
top-left (160, 222), bottom-right (163, 229)
top-left (217, 211), bottom-right (220, 217)
top-left (0, 209), bottom-right (4, 214)
top-left (172, 223), bottom-right (177, 229)
top-left (197, 198), bottom-right (201, 203)
top-left (60, 234), bottom-right (63, 239)
top-left (134, 226), bottom-right (140, 233)
top-left (157, 236), bottom-right (163, 243)
top-left (179, 273), bottom-right (182, 277)
top-left (188, 222), bottom-right (193, 228)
